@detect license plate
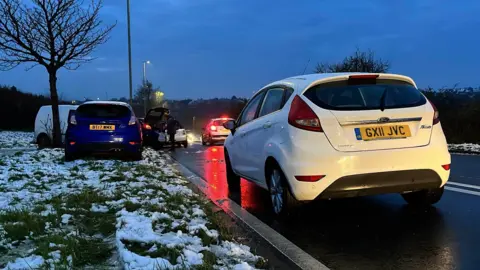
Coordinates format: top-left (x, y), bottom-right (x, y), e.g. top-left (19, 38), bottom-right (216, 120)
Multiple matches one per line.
top-left (355, 125), bottom-right (411, 141)
top-left (89, 125), bottom-right (115, 131)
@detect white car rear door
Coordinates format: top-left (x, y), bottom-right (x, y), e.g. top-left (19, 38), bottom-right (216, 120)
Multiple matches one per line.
top-left (245, 87), bottom-right (290, 183)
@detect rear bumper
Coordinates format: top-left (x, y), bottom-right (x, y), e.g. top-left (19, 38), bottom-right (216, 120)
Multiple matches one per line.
top-left (143, 131), bottom-right (161, 146)
top-left (316, 169), bottom-right (442, 199)
top-left (66, 142), bottom-right (141, 154)
top-left (159, 133), bottom-right (187, 143)
top-left (211, 135), bottom-right (228, 141)
top-left (277, 126), bottom-right (450, 201)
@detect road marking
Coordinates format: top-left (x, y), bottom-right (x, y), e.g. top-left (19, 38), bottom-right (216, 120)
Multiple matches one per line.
top-left (455, 175), bottom-right (480, 180)
top-left (169, 156), bottom-right (329, 270)
top-left (445, 186), bottom-right (480, 197)
top-left (451, 152), bottom-right (480, 156)
top-left (447, 181), bottom-right (480, 190)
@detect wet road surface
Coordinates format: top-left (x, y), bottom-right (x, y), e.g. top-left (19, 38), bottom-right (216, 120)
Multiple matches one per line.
top-left (170, 143), bottom-right (480, 270)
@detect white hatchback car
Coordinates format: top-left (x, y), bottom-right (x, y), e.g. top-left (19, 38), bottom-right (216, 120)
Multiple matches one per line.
top-left (202, 118), bottom-right (235, 145)
top-left (223, 73), bottom-right (451, 216)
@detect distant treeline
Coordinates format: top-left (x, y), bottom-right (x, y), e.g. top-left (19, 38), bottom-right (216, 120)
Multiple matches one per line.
top-left (423, 87), bottom-right (480, 144)
top-left (0, 86), bottom-right (56, 131)
top-left (0, 85), bottom-right (247, 133)
top-left (1, 85), bottom-right (479, 144)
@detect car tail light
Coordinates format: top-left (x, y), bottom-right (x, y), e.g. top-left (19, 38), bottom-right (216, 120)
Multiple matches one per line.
top-left (442, 164), bottom-right (450, 171)
top-left (295, 175), bottom-right (325, 182)
top-left (143, 123), bottom-right (152, 130)
top-left (210, 125), bottom-right (217, 131)
top-left (69, 115), bottom-right (77, 125)
top-left (288, 95), bottom-right (323, 132)
top-left (128, 116), bottom-right (136, 126)
top-left (428, 99), bottom-right (440, 125)
top-left (348, 74), bottom-right (379, 79)
top-left (69, 141), bottom-right (76, 145)
top-left (129, 141), bottom-right (139, 145)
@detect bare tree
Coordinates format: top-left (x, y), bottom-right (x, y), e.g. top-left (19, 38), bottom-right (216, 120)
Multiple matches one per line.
top-left (0, 0), bottom-right (115, 147)
top-left (315, 48), bottom-right (390, 73)
top-left (134, 80), bottom-right (164, 115)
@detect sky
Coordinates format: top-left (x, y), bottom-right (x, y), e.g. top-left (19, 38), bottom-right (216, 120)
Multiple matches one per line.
top-left (2, 0), bottom-right (480, 100)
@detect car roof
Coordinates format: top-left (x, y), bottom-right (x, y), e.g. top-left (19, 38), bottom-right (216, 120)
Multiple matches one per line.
top-left (41, 105), bottom-right (78, 108)
top-left (148, 107), bottom-right (169, 112)
top-left (260, 72), bottom-right (417, 94)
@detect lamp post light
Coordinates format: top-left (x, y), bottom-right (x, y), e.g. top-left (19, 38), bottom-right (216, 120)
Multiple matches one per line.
top-left (142, 60), bottom-right (151, 116)
top-left (143, 60), bottom-right (151, 85)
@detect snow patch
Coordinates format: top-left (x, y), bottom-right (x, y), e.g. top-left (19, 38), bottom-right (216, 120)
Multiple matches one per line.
top-left (91, 204), bottom-right (109, 213)
top-left (4, 255), bottom-right (44, 270)
top-left (61, 214), bottom-right (72, 224)
top-left (449, 143), bottom-right (480, 153)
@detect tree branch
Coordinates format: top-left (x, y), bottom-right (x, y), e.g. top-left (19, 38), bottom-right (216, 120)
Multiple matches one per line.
top-left (0, 0), bottom-right (115, 71)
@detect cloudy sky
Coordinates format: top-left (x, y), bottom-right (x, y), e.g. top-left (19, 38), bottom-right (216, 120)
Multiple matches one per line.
top-left (2, 0), bottom-right (480, 100)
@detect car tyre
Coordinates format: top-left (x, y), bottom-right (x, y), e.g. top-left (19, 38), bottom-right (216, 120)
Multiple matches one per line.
top-left (401, 186), bottom-right (444, 206)
top-left (268, 165), bottom-right (299, 217)
top-left (183, 141), bottom-right (188, 148)
top-left (37, 134), bottom-right (51, 149)
top-left (64, 147), bottom-right (75, 162)
top-left (130, 152), bottom-right (143, 161)
top-left (224, 149), bottom-right (240, 191)
top-left (64, 152), bottom-right (75, 162)
top-left (152, 141), bottom-right (161, 150)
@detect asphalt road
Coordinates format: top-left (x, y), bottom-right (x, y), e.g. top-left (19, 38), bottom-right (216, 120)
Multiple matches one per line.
top-left (170, 142), bottom-right (480, 270)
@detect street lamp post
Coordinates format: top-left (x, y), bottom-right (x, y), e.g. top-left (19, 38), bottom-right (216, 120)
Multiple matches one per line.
top-left (143, 60), bottom-right (150, 85)
top-left (142, 61), bottom-right (151, 116)
top-left (126, 0), bottom-right (133, 105)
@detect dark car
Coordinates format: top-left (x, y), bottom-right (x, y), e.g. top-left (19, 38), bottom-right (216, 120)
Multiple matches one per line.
top-left (140, 107), bottom-right (170, 148)
top-left (65, 101), bottom-right (143, 161)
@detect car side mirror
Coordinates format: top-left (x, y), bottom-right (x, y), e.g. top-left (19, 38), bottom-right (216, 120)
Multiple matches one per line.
top-left (223, 120), bottom-right (236, 135)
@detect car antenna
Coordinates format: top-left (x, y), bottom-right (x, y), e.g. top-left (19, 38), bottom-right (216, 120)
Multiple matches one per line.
top-left (302, 59), bottom-right (310, 75)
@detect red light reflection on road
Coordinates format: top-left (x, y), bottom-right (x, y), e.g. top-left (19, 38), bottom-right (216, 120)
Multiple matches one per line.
top-left (203, 146), bottom-right (229, 202)
top-left (202, 146), bottom-right (263, 211)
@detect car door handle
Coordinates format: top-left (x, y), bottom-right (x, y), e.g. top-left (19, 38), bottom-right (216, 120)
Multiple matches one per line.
top-left (263, 122), bottom-right (272, 129)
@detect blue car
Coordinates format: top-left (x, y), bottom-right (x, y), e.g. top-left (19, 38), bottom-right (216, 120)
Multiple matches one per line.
top-left (65, 101), bottom-right (143, 161)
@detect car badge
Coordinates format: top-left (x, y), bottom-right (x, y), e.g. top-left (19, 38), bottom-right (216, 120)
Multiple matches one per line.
top-left (377, 117), bottom-right (390, 123)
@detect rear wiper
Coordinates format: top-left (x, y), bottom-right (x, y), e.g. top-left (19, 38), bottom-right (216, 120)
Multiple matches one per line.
top-left (379, 89), bottom-right (388, 112)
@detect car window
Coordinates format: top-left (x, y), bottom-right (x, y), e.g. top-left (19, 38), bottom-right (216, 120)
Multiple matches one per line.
top-left (76, 104), bottom-right (131, 118)
top-left (238, 93), bottom-right (264, 126)
top-left (283, 88), bottom-right (294, 105)
top-left (303, 79), bottom-right (426, 111)
top-left (259, 88), bottom-right (284, 117)
top-left (212, 119), bottom-right (231, 126)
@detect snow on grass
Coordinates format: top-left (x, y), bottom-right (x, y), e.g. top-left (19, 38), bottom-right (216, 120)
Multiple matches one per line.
top-left (448, 143), bottom-right (480, 154)
top-left (0, 148), bottom-right (266, 269)
top-left (4, 255), bottom-right (44, 270)
top-left (0, 132), bottom-right (35, 149)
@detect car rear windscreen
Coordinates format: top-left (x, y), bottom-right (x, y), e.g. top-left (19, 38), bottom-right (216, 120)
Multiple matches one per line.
top-left (303, 79), bottom-right (426, 111)
top-left (76, 104), bottom-right (131, 118)
top-left (213, 119), bottom-right (231, 126)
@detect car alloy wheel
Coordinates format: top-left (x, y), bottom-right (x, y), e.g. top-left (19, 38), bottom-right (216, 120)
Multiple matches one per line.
top-left (270, 169), bottom-right (284, 215)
